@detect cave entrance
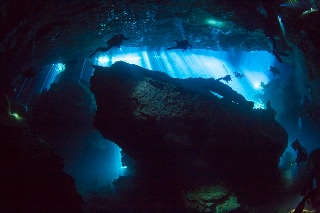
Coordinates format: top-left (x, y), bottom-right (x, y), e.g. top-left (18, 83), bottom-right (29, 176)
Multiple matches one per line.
top-left (15, 47), bottom-right (298, 196)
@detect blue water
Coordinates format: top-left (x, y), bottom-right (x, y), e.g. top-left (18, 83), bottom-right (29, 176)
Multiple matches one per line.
top-left (91, 47), bottom-right (278, 107)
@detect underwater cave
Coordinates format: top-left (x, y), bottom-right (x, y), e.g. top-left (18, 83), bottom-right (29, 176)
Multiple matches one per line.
top-left (1, 1), bottom-right (320, 212)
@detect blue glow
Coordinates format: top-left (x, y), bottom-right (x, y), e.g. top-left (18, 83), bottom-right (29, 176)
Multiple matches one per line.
top-left (31, 63), bottom-right (66, 94)
top-left (116, 147), bottom-right (127, 176)
top-left (253, 99), bottom-right (265, 109)
top-left (92, 48), bottom-right (275, 107)
top-left (141, 51), bottom-right (152, 70)
top-left (254, 82), bottom-right (262, 90)
top-left (111, 55), bottom-right (141, 64)
top-left (97, 53), bottom-right (142, 67)
top-left (55, 63), bottom-right (65, 74)
top-left (32, 62), bottom-right (65, 93)
top-left (98, 56), bottom-right (109, 64)
top-left (245, 70), bottom-right (269, 91)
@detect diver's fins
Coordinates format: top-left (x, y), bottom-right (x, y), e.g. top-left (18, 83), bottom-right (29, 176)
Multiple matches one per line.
top-left (89, 46), bottom-right (112, 57)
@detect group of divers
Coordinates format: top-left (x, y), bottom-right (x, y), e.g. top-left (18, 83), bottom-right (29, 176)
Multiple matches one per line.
top-left (14, 33), bottom-right (281, 90)
top-left (88, 33), bottom-right (281, 85)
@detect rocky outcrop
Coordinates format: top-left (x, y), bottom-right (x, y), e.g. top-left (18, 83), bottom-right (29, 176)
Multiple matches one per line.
top-left (0, 118), bottom-right (83, 212)
top-left (31, 81), bottom-right (96, 136)
top-left (90, 61), bottom-right (288, 205)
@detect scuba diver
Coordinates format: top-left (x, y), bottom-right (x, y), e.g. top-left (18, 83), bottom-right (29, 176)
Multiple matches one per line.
top-left (291, 139), bottom-right (309, 165)
top-left (217, 75), bottom-right (232, 83)
top-left (11, 67), bottom-right (36, 87)
top-left (89, 47), bottom-right (110, 57)
top-left (89, 34), bottom-right (129, 57)
top-left (260, 82), bottom-right (269, 89)
top-left (293, 149), bottom-right (320, 213)
top-left (234, 71), bottom-right (245, 80)
top-left (268, 66), bottom-right (281, 77)
top-left (106, 34), bottom-right (129, 48)
top-left (167, 40), bottom-right (192, 52)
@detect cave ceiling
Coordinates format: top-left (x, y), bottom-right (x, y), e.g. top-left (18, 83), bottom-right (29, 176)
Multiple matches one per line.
top-left (0, 0), bottom-right (319, 86)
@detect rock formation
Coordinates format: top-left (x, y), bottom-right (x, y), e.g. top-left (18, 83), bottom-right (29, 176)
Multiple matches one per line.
top-left (0, 115), bottom-right (83, 212)
top-left (90, 61), bottom-right (288, 205)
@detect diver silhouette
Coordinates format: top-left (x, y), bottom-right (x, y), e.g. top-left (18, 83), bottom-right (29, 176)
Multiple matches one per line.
top-left (260, 82), bottom-right (269, 89)
top-left (167, 40), bottom-right (192, 52)
top-left (89, 47), bottom-right (110, 57)
top-left (234, 71), bottom-right (245, 79)
top-left (268, 66), bottom-right (281, 77)
top-left (89, 34), bottom-right (129, 57)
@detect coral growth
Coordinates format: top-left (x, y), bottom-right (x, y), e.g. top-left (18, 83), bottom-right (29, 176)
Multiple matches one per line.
top-left (184, 185), bottom-right (240, 212)
top-left (216, 195), bottom-right (240, 213)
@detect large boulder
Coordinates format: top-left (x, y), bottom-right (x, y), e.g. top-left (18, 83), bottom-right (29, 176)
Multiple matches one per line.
top-left (90, 61), bottom-right (288, 204)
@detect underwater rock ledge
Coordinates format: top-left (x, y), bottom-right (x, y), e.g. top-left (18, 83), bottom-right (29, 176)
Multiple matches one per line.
top-left (0, 124), bottom-right (83, 212)
top-left (90, 61), bottom-right (288, 203)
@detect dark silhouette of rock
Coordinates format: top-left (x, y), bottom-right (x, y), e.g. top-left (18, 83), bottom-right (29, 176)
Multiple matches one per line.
top-left (32, 81), bottom-right (96, 136)
top-left (0, 124), bottom-right (83, 212)
top-left (90, 61), bottom-right (288, 205)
